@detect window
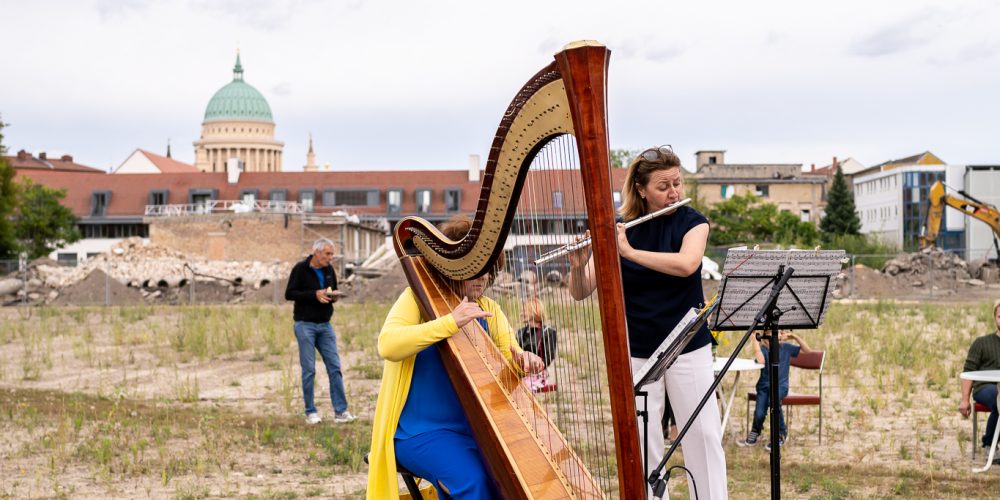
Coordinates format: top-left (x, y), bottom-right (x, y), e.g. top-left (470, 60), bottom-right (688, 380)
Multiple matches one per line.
top-left (552, 191), bottom-right (563, 209)
top-left (754, 185), bottom-right (769, 197)
top-left (387, 189), bottom-right (403, 214)
top-left (57, 253), bottom-right (77, 267)
top-left (299, 190), bottom-right (315, 212)
top-left (148, 190), bottom-right (168, 206)
top-left (800, 209), bottom-right (811, 223)
top-left (415, 189), bottom-right (432, 213)
top-left (708, 156), bottom-right (717, 165)
top-left (613, 191), bottom-right (622, 209)
top-left (240, 189), bottom-right (258, 206)
top-left (721, 185), bottom-right (735, 199)
top-left (322, 190), bottom-right (337, 207)
top-left (268, 189), bottom-right (287, 202)
top-left (189, 189), bottom-right (215, 214)
top-left (90, 191), bottom-right (111, 216)
top-left (444, 189), bottom-right (461, 212)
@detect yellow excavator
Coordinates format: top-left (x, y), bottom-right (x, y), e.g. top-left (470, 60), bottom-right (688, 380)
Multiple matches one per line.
top-left (920, 180), bottom-right (1000, 261)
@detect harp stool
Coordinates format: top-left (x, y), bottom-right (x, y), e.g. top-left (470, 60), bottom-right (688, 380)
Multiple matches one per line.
top-left (363, 452), bottom-right (424, 499)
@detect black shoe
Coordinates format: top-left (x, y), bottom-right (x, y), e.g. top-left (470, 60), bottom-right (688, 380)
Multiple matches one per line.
top-left (765, 433), bottom-right (786, 452)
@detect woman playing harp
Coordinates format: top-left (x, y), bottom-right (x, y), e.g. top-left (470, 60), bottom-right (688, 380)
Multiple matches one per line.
top-left (568, 146), bottom-right (728, 499)
top-left (366, 216), bottom-right (545, 500)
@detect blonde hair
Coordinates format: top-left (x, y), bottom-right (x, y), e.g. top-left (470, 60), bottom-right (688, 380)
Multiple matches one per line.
top-left (619, 148), bottom-right (683, 222)
top-left (522, 299), bottom-right (547, 324)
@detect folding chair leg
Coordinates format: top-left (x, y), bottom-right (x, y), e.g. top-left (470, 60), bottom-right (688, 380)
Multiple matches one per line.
top-left (401, 472), bottom-right (423, 500)
top-left (973, 409), bottom-right (978, 460)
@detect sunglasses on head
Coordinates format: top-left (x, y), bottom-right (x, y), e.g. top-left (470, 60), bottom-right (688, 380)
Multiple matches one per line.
top-left (639, 145), bottom-right (674, 162)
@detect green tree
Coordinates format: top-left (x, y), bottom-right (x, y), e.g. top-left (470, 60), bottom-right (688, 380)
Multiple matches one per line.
top-left (706, 193), bottom-right (820, 247)
top-left (610, 148), bottom-right (639, 168)
top-left (13, 177), bottom-right (80, 259)
top-left (0, 117), bottom-right (20, 259)
top-left (820, 166), bottom-right (861, 238)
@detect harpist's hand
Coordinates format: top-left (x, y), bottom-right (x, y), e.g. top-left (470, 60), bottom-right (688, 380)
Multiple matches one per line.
top-left (452, 296), bottom-right (492, 329)
top-left (511, 347), bottom-right (545, 374)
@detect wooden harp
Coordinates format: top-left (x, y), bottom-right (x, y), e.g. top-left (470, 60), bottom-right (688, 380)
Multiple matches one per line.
top-left (392, 41), bottom-right (643, 499)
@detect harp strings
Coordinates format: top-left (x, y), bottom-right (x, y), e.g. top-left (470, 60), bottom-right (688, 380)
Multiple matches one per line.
top-left (486, 135), bottom-right (618, 494)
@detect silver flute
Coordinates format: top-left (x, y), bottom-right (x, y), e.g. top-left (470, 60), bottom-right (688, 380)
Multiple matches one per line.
top-left (533, 198), bottom-right (692, 265)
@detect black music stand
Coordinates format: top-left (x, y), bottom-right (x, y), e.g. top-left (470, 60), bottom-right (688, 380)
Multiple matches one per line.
top-left (647, 248), bottom-right (843, 500)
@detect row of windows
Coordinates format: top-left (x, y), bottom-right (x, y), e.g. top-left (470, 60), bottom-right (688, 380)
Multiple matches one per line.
top-left (80, 223), bottom-right (148, 239)
top-left (855, 176), bottom-right (898, 196)
top-left (862, 206), bottom-right (898, 222)
top-left (720, 185), bottom-right (770, 199)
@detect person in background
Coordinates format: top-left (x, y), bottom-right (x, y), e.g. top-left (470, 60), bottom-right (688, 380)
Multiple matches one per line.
top-left (740, 330), bottom-right (812, 450)
top-left (516, 298), bottom-right (558, 392)
top-left (959, 299), bottom-right (1000, 454)
top-left (284, 238), bottom-right (355, 424)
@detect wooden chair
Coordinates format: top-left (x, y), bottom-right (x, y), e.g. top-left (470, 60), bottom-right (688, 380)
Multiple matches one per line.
top-left (746, 350), bottom-right (826, 444)
top-left (364, 452), bottom-right (424, 499)
top-left (972, 401), bottom-right (992, 460)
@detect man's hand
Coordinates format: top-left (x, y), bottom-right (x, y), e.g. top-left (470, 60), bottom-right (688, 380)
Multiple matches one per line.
top-left (315, 290), bottom-right (331, 304)
top-left (960, 399), bottom-right (972, 418)
top-left (452, 297), bottom-right (492, 328)
top-left (511, 347), bottom-right (545, 374)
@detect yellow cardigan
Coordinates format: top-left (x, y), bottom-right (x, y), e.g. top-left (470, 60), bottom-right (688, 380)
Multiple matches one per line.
top-left (366, 288), bottom-right (522, 500)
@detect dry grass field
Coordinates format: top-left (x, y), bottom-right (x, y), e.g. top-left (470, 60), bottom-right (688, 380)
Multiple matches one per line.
top-left (2, 299), bottom-right (1000, 499)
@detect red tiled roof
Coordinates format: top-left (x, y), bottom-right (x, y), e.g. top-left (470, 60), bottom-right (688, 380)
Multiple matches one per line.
top-left (5, 150), bottom-right (105, 173)
top-left (138, 149), bottom-right (199, 173)
top-left (13, 168), bottom-right (630, 219)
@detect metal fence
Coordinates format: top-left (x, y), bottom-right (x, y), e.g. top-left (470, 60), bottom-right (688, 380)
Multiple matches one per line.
top-left (3, 251), bottom-right (998, 307)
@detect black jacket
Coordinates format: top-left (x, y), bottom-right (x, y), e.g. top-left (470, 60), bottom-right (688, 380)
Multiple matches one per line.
top-left (284, 256), bottom-right (338, 323)
top-left (515, 325), bottom-right (558, 367)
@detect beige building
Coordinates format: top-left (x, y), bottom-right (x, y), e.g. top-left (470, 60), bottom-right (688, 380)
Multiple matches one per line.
top-left (194, 54), bottom-right (284, 173)
top-left (692, 150), bottom-right (827, 223)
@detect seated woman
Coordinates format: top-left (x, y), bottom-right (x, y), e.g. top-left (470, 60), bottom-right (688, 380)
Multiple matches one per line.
top-left (366, 216), bottom-right (545, 500)
top-left (515, 298), bottom-right (558, 392)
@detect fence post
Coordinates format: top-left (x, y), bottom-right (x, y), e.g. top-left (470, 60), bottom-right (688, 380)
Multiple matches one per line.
top-left (105, 261), bottom-right (111, 306)
top-left (849, 254), bottom-right (856, 299)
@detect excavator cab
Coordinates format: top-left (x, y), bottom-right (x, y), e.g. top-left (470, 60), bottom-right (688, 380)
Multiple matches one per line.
top-left (920, 180), bottom-right (1000, 262)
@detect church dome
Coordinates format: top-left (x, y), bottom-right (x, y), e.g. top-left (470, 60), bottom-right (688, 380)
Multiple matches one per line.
top-left (203, 54), bottom-right (274, 123)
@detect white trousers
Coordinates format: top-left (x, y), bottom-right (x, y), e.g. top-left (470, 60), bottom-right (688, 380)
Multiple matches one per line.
top-left (632, 344), bottom-right (728, 500)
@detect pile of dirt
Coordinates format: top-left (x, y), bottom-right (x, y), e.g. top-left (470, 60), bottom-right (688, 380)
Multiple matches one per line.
top-left (52, 269), bottom-right (142, 306)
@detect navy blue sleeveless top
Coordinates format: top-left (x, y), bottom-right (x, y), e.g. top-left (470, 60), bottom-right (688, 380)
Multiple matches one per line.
top-left (620, 206), bottom-right (711, 359)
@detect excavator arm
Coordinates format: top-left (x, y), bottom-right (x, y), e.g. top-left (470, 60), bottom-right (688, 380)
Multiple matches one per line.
top-left (920, 181), bottom-right (1000, 259)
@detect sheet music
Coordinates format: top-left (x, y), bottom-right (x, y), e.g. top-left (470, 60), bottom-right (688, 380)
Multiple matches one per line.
top-left (633, 308), bottom-right (699, 389)
top-left (711, 249), bottom-right (846, 330)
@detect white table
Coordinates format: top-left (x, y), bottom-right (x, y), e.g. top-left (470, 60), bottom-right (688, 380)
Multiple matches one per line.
top-left (713, 356), bottom-right (764, 439)
top-left (960, 370), bottom-right (1000, 473)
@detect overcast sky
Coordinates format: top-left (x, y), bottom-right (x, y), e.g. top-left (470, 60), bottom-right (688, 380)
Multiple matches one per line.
top-left (3, 0), bottom-right (999, 172)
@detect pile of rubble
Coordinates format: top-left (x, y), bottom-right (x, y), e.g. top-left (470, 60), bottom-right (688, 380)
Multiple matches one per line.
top-left (1, 238), bottom-right (293, 306)
top-left (880, 246), bottom-right (998, 286)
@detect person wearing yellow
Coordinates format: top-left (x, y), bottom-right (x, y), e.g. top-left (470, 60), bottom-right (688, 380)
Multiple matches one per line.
top-left (366, 216), bottom-right (544, 500)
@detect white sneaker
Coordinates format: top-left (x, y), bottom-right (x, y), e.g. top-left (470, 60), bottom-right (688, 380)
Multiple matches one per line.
top-left (334, 411), bottom-right (357, 423)
top-left (305, 412), bottom-right (322, 424)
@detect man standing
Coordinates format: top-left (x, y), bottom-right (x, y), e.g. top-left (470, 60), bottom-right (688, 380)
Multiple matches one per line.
top-left (960, 299), bottom-right (1000, 452)
top-left (285, 238), bottom-right (355, 424)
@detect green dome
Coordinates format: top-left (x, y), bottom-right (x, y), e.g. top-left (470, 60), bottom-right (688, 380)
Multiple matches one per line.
top-left (203, 54), bottom-right (274, 123)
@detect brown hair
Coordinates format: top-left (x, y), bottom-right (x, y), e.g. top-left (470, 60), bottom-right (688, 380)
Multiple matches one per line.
top-left (437, 215), bottom-right (504, 283)
top-left (522, 298), bottom-right (547, 324)
top-left (619, 148), bottom-right (683, 222)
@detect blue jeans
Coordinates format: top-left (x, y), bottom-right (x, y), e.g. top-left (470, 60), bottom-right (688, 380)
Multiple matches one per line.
top-left (294, 321), bottom-right (348, 415)
top-left (752, 382), bottom-right (788, 436)
top-left (973, 383), bottom-right (999, 448)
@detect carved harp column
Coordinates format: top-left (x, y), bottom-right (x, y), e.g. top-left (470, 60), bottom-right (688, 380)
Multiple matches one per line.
top-left (393, 41), bottom-right (643, 499)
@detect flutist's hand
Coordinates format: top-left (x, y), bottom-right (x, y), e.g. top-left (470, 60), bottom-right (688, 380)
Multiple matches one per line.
top-left (616, 223), bottom-right (635, 259)
top-left (567, 230), bottom-right (592, 269)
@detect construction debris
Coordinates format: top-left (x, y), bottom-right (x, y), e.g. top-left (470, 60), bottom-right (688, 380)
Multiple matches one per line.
top-left (2, 238), bottom-right (293, 306)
